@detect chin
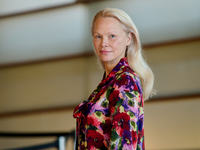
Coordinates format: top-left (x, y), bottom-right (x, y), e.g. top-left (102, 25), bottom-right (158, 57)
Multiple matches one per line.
top-left (99, 57), bottom-right (112, 63)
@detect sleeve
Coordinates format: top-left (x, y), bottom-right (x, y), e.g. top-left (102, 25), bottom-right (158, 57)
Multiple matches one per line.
top-left (108, 73), bottom-right (145, 150)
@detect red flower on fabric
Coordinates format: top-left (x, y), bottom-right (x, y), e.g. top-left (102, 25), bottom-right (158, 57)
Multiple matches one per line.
top-left (112, 112), bottom-right (130, 136)
top-left (117, 74), bottom-right (128, 86)
top-left (109, 90), bottom-right (120, 101)
top-left (133, 82), bottom-right (138, 91)
top-left (87, 115), bottom-right (100, 127)
top-left (131, 130), bottom-right (138, 142)
top-left (87, 130), bottom-right (104, 149)
top-left (100, 119), bottom-right (111, 135)
top-left (95, 90), bottom-right (104, 100)
top-left (87, 116), bottom-right (94, 125)
top-left (81, 145), bottom-right (85, 150)
top-left (109, 90), bottom-right (120, 113)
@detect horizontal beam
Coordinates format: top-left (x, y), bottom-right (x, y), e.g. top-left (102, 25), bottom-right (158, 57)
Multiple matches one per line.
top-left (0, 52), bottom-right (94, 69)
top-left (0, 130), bottom-right (75, 137)
top-left (0, 0), bottom-right (100, 19)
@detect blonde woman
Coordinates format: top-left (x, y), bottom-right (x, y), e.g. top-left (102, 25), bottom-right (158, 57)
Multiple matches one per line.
top-left (73, 8), bottom-right (155, 150)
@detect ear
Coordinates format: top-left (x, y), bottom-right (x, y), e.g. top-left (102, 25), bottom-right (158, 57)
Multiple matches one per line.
top-left (126, 32), bottom-right (132, 46)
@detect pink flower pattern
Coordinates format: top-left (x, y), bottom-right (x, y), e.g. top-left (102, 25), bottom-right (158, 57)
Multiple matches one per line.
top-left (73, 58), bottom-right (145, 150)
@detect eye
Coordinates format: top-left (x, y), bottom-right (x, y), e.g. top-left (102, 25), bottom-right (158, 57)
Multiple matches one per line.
top-left (95, 35), bottom-right (101, 39)
top-left (110, 34), bottom-right (115, 38)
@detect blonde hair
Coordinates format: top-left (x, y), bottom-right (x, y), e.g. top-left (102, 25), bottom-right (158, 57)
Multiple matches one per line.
top-left (91, 8), bottom-right (155, 100)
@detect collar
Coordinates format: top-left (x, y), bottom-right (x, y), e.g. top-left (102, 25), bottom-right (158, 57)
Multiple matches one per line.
top-left (100, 57), bottom-right (129, 86)
top-left (73, 57), bottom-right (130, 119)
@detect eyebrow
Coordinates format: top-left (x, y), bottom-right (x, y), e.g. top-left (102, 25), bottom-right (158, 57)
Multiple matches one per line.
top-left (93, 31), bottom-right (118, 35)
top-left (93, 32), bottom-right (100, 34)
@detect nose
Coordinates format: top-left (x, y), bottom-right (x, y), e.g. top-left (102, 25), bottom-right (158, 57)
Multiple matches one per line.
top-left (101, 37), bottom-right (108, 48)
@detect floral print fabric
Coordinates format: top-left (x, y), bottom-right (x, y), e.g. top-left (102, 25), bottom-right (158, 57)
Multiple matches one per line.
top-left (73, 58), bottom-right (145, 150)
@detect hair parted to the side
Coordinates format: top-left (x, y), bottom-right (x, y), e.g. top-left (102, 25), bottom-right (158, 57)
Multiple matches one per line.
top-left (91, 8), bottom-right (156, 100)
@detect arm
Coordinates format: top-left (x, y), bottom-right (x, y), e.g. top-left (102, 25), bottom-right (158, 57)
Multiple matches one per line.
top-left (108, 73), bottom-right (145, 150)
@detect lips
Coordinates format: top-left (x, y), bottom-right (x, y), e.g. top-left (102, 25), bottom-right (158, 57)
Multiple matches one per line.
top-left (100, 50), bottom-right (111, 54)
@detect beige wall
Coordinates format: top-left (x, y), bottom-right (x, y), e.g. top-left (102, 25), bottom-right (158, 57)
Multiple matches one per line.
top-left (0, 40), bottom-right (200, 149)
top-left (145, 97), bottom-right (200, 149)
top-left (145, 40), bottom-right (200, 97)
top-left (0, 56), bottom-right (102, 113)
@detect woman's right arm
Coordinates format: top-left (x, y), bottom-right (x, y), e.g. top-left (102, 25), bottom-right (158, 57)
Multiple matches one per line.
top-left (108, 74), bottom-right (145, 150)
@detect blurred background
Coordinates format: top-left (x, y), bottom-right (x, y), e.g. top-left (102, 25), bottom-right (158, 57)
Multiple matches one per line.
top-left (0, 0), bottom-right (200, 149)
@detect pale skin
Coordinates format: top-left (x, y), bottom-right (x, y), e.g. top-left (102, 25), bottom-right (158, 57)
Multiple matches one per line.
top-left (93, 17), bottom-right (132, 77)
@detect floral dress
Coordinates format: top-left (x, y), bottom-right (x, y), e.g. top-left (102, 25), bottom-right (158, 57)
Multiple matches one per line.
top-left (73, 57), bottom-right (145, 150)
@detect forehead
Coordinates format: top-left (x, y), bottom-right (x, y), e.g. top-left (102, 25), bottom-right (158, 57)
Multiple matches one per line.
top-left (94, 17), bottom-right (124, 32)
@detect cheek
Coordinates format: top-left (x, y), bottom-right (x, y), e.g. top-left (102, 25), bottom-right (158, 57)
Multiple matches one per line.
top-left (115, 39), bottom-right (127, 48)
top-left (112, 40), bottom-right (127, 54)
top-left (112, 40), bottom-right (121, 48)
top-left (93, 40), bottom-right (99, 49)
top-left (93, 41), bottom-right (100, 54)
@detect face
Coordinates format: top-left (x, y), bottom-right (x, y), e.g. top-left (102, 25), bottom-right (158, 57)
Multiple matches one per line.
top-left (93, 17), bottom-right (131, 67)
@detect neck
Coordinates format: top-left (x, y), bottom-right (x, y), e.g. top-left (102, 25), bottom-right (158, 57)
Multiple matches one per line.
top-left (104, 62), bottom-right (117, 77)
top-left (103, 57), bottom-right (126, 77)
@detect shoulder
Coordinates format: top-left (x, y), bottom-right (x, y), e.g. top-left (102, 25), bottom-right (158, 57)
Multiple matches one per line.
top-left (114, 67), bottom-right (142, 94)
top-left (116, 66), bottom-right (140, 84)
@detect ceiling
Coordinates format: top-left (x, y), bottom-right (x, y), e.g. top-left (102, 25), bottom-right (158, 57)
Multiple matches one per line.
top-left (0, 0), bottom-right (200, 65)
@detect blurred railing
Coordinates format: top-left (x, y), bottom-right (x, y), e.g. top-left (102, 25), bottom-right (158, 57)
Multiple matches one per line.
top-left (0, 130), bottom-right (75, 150)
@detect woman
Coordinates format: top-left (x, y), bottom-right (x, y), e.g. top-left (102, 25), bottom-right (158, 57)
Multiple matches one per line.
top-left (73, 8), bottom-right (155, 150)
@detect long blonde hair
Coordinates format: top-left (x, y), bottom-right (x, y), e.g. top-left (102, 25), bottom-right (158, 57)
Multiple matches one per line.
top-left (91, 8), bottom-right (155, 100)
